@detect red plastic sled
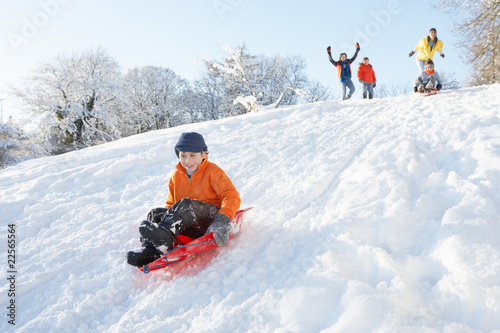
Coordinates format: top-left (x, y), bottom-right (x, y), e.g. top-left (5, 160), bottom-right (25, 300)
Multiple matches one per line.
top-left (419, 88), bottom-right (438, 97)
top-left (139, 207), bottom-right (252, 274)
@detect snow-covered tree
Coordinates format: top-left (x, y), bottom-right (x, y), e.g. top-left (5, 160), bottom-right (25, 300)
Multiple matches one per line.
top-left (202, 45), bottom-right (260, 114)
top-left (121, 66), bottom-right (191, 135)
top-left (200, 45), bottom-right (328, 115)
top-left (0, 121), bottom-right (37, 169)
top-left (0, 122), bottom-right (20, 168)
top-left (10, 47), bottom-right (123, 154)
top-left (436, 0), bottom-right (500, 84)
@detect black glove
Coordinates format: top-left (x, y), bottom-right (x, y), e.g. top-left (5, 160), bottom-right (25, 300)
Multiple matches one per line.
top-left (359, 79), bottom-right (364, 84)
top-left (373, 81), bottom-right (376, 88)
top-left (414, 86), bottom-right (418, 93)
top-left (440, 53), bottom-right (445, 58)
top-left (327, 46), bottom-right (331, 52)
top-left (207, 213), bottom-right (232, 246)
top-left (409, 51), bottom-right (415, 57)
top-left (436, 83), bottom-right (442, 91)
top-left (355, 42), bottom-right (360, 50)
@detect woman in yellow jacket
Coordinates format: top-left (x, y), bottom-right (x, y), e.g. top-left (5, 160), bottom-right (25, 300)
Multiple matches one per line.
top-left (409, 28), bottom-right (445, 72)
top-left (126, 132), bottom-right (241, 267)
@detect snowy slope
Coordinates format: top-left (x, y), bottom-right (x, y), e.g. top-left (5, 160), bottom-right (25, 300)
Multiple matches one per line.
top-left (1, 85), bottom-right (500, 333)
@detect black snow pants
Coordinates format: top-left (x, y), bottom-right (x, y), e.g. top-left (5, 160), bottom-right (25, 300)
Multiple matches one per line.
top-left (145, 198), bottom-right (220, 242)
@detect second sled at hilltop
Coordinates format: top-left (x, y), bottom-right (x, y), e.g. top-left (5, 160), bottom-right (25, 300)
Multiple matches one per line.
top-left (418, 88), bottom-right (438, 97)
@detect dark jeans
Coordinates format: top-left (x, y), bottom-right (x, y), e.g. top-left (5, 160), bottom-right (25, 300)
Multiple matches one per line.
top-left (146, 198), bottom-right (219, 240)
top-left (340, 78), bottom-right (355, 100)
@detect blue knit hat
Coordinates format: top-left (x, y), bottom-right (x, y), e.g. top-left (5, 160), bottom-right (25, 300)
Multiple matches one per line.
top-left (175, 132), bottom-right (208, 157)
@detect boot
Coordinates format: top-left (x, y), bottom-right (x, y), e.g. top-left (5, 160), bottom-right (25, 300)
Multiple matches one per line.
top-left (418, 86), bottom-right (425, 93)
top-left (126, 242), bottom-right (162, 267)
top-left (362, 93), bottom-right (367, 99)
top-left (139, 220), bottom-right (177, 249)
top-left (369, 93), bottom-right (373, 99)
top-left (345, 94), bottom-right (351, 100)
top-left (425, 77), bottom-right (436, 91)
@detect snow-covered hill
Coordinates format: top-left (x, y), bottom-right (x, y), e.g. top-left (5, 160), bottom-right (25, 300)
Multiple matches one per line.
top-left (1, 85), bottom-right (500, 333)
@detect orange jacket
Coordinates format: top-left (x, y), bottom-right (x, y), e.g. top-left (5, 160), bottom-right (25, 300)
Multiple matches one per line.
top-left (165, 157), bottom-right (241, 219)
top-left (357, 63), bottom-right (376, 83)
top-left (337, 62), bottom-right (353, 79)
top-left (328, 48), bottom-right (359, 81)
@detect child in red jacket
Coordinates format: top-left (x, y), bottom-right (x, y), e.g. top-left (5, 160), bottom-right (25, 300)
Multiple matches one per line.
top-left (357, 57), bottom-right (377, 99)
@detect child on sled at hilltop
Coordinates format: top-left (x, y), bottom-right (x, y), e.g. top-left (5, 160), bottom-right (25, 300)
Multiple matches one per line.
top-left (414, 59), bottom-right (442, 93)
top-left (357, 57), bottom-right (377, 99)
top-left (126, 132), bottom-right (241, 267)
top-left (327, 42), bottom-right (360, 100)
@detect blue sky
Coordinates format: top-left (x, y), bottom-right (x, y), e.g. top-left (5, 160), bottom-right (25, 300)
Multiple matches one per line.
top-left (0, 0), bottom-right (469, 117)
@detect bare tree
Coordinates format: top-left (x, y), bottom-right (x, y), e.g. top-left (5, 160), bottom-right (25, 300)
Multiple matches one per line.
top-left (376, 81), bottom-right (413, 98)
top-left (301, 81), bottom-right (331, 103)
top-left (435, 0), bottom-right (500, 84)
top-left (439, 71), bottom-right (462, 90)
top-left (192, 70), bottom-right (225, 121)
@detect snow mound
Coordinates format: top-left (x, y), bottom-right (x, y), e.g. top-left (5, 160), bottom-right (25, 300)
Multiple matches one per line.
top-left (1, 85), bottom-right (500, 332)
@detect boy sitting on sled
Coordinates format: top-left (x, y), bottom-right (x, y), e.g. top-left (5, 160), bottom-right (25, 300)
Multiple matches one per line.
top-left (414, 59), bottom-right (443, 93)
top-left (126, 132), bottom-right (241, 267)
